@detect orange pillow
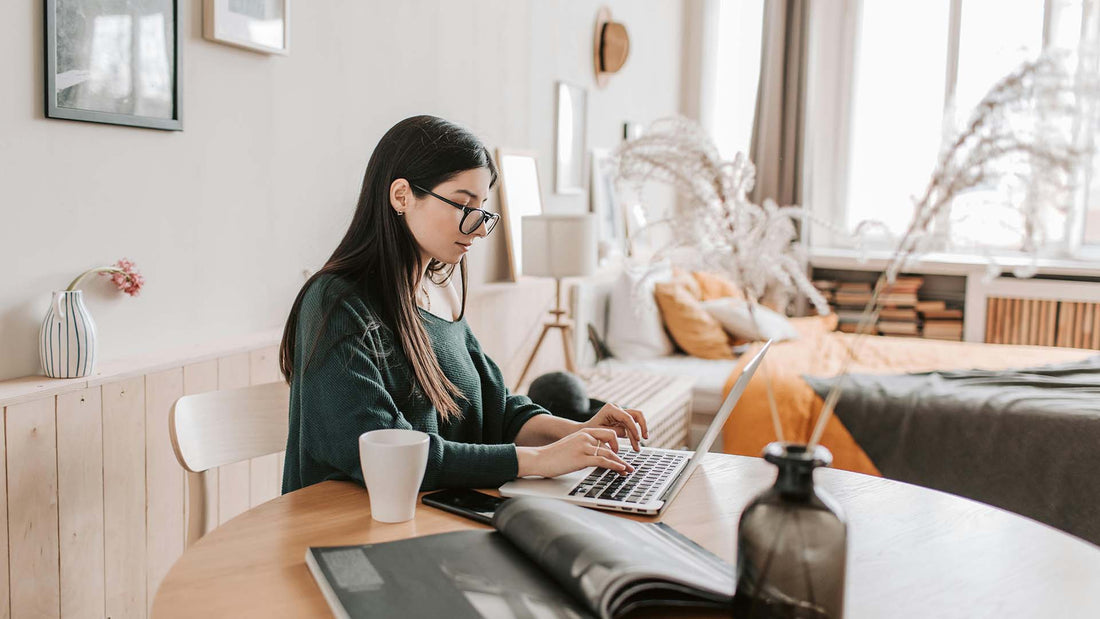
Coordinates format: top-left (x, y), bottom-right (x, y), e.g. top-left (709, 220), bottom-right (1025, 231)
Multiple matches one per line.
top-left (653, 281), bottom-right (735, 359)
top-left (670, 267), bottom-right (703, 300)
top-left (691, 271), bottom-right (744, 301)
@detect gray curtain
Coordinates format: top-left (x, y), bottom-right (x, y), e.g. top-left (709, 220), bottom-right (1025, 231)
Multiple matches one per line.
top-left (749, 0), bottom-right (809, 208)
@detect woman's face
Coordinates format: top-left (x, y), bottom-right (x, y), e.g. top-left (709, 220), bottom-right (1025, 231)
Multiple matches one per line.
top-left (391, 167), bottom-right (494, 266)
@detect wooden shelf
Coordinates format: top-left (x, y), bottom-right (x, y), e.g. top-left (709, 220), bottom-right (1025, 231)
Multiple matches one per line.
top-left (0, 328), bottom-right (282, 408)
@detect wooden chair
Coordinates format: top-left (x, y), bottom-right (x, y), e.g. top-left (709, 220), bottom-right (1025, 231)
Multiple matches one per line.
top-left (169, 381), bottom-right (291, 546)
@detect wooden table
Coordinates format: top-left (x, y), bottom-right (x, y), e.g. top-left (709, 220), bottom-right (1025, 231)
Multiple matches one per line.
top-left (152, 454), bottom-right (1100, 618)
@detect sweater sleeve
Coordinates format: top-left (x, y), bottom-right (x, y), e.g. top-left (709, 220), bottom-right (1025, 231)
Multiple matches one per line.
top-left (297, 298), bottom-right (522, 491)
top-left (464, 324), bottom-right (549, 443)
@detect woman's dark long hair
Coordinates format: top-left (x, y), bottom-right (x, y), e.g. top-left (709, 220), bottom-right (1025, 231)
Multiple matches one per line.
top-left (279, 115), bottom-right (498, 421)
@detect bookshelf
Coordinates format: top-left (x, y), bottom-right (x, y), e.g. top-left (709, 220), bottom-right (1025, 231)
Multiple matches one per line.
top-left (807, 263), bottom-right (1100, 350)
top-left (811, 268), bottom-right (967, 341)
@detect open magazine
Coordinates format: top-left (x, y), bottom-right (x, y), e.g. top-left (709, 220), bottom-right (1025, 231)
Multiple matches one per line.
top-left (306, 496), bottom-right (736, 619)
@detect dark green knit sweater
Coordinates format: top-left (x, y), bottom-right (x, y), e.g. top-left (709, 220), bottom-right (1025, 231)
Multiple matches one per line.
top-left (282, 275), bottom-right (548, 493)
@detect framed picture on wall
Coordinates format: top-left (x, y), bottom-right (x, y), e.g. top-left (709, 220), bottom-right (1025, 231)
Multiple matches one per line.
top-left (204, 0), bottom-right (290, 55)
top-left (589, 148), bottom-right (627, 261)
top-left (555, 81), bottom-right (588, 195)
top-left (496, 149), bottom-right (545, 281)
top-left (45, 0), bottom-right (182, 130)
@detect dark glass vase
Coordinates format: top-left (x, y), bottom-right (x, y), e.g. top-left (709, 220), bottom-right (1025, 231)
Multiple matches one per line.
top-left (734, 442), bottom-right (847, 619)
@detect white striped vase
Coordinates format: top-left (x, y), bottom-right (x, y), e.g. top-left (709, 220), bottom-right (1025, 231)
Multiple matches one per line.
top-left (40, 290), bottom-right (97, 378)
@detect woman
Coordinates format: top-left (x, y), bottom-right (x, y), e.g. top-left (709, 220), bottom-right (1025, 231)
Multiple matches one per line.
top-left (280, 115), bottom-right (648, 493)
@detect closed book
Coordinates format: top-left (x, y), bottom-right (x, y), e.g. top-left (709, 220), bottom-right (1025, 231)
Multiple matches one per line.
top-left (878, 321), bottom-right (920, 335)
top-left (837, 282), bottom-right (872, 292)
top-left (916, 300), bottom-right (947, 312)
top-left (878, 293), bottom-right (919, 306)
top-left (306, 497), bottom-right (735, 619)
top-left (924, 322), bottom-right (965, 337)
top-left (835, 292), bottom-right (873, 305)
top-left (879, 308), bottom-right (919, 321)
top-left (923, 333), bottom-right (963, 341)
top-left (921, 309), bottom-right (964, 319)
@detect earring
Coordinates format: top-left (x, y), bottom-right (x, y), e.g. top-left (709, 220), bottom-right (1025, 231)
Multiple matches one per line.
top-left (395, 210), bottom-right (405, 216)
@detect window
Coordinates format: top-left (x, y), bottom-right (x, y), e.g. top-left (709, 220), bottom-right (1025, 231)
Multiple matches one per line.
top-left (846, 1), bottom-right (950, 238)
top-left (825, 0), bottom-right (1099, 254)
top-left (709, 0), bottom-right (766, 160)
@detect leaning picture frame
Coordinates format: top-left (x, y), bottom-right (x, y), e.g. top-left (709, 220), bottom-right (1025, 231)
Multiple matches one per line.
top-left (45, 0), bottom-right (182, 130)
top-left (204, 0), bottom-right (290, 55)
top-left (496, 149), bottom-right (545, 282)
top-left (589, 148), bottom-right (628, 261)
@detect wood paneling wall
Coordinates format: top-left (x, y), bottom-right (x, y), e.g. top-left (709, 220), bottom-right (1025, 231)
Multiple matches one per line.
top-left (0, 277), bottom-right (556, 618)
top-left (0, 345), bottom-right (284, 619)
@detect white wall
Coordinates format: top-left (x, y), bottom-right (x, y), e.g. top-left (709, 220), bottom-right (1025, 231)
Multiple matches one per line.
top-left (0, 0), bottom-right (686, 381)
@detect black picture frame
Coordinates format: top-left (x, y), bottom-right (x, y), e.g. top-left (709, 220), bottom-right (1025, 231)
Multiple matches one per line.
top-left (44, 0), bottom-right (182, 131)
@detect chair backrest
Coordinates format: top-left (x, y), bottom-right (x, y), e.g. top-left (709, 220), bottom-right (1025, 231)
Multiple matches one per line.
top-left (170, 381), bottom-right (290, 546)
top-left (169, 381), bottom-right (291, 473)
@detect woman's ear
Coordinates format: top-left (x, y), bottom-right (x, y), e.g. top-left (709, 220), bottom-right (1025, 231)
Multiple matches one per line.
top-left (389, 178), bottom-right (410, 214)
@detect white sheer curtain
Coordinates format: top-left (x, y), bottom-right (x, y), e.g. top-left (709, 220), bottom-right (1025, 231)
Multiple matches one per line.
top-left (685, 0), bottom-right (765, 161)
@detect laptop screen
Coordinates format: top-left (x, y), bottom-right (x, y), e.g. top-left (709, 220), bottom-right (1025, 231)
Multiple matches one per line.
top-left (687, 339), bottom-right (772, 462)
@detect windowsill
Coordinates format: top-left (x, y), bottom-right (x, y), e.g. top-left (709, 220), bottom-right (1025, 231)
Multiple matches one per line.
top-left (809, 246), bottom-right (1100, 278)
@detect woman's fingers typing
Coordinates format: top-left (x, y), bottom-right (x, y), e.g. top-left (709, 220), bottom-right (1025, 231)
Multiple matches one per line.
top-left (577, 430), bottom-right (631, 474)
top-left (525, 428), bottom-right (636, 478)
top-left (608, 406), bottom-right (642, 450)
top-left (624, 407), bottom-right (649, 440)
top-left (595, 445), bottom-right (632, 473)
top-left (587, 403), bottom-right (649, 451)
top-left (582, 427), bottom-right (620, 453)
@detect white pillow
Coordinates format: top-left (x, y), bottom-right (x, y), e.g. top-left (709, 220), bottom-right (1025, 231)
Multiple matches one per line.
top-left (605, 262), bottom-right (675, 360)
top-left (702, 298), bottom-right (799, 342)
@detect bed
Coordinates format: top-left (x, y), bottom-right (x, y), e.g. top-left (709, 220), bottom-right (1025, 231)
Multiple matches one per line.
top-left (719, 331), bottom-right (1096, 474)
top-left (571, 268), bottom-right (1100, 543)
top-left (572, 269), bottom-right (1092, 459)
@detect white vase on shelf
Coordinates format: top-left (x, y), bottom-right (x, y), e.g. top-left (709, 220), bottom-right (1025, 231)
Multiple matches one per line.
top-left (40, 290), bottom-right (97, 378)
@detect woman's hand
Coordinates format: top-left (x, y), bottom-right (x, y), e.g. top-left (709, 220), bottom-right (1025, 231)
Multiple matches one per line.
top-left (516, 428), bottom-right (634, 478)
top-left (581, 403), bottom-right (649, 451)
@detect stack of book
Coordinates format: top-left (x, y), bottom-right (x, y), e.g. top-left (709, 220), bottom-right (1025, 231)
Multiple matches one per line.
top-left (879, 277), bottom-right (923, 307)
top-left (872, 277), bottom-right (923, 336)
top-left (917, 300), bottom-right (964, 341)
top-left (814, 280), bottom-right (870, 333)
top-left (813, 275), bottom-right (965, 339)
top-left (877, 307), bottom-right (920, 337)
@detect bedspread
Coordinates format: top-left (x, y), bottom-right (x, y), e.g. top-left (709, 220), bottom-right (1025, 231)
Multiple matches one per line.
top-left (803, 356), bottom-right (1100, 545)
top-left (720, 331), bottom-right (1095, 475)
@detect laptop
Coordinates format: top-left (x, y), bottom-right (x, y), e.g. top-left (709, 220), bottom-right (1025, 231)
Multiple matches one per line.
top-left (500, 340), bottom-right (772, 515)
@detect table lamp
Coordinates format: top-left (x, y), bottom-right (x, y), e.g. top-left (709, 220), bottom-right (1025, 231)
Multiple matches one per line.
top-left (514, 214), bottom-right (597, 390)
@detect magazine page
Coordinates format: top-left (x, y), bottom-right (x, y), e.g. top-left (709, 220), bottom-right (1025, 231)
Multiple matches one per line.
top-left (492, 497), bottom-right (735, 616)
top-left (306, 530), bottom-right (593, 618)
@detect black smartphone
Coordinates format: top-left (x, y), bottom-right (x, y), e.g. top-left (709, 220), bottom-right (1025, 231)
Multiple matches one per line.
top-left (421, 489), bottom-right (507, 525)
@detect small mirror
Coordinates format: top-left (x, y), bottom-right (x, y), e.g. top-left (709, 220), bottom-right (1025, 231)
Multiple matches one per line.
top-left (555, 82), bottom-right (588, 194)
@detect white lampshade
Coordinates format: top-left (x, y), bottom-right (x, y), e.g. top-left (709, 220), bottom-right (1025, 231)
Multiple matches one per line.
top-left (522, 214), bottom-right (597, 278)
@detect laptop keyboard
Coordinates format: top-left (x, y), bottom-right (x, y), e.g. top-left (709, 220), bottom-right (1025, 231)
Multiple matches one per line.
top-left (568, 447), bottom-right (689, 504)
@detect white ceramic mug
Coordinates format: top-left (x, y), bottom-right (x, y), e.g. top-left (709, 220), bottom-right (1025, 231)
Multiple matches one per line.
top-left (358, 429), bottom-right (430, 523)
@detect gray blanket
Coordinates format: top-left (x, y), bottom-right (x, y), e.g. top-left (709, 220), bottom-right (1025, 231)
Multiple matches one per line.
top-left (804, 355), bottom-right (1100, 547)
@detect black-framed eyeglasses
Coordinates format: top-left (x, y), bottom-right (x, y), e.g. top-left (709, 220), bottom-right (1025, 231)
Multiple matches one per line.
top-left (411, 183), bottom-right (499, 235)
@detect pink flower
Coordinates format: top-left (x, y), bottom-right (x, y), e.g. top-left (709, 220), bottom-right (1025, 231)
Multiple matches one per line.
top-left (100, 258), bottom-right (145, 296)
